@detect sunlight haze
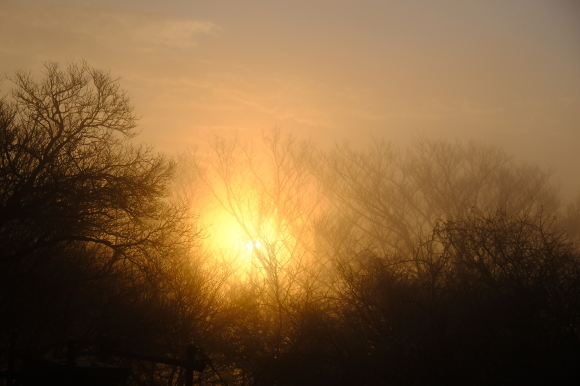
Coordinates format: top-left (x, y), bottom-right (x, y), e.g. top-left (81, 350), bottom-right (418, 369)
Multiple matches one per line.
top-left (1, 0), bottom-right (579, 196)
top-left (3, 2), bottom-right (580, 383)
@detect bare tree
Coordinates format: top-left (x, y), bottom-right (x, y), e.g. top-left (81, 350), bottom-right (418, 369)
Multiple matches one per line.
top-left (0, 61), bottom-right (177, 272)
top-left (0, 61), bottom-right (192, 355)
top-left (315, 137), bottom-right (561, 259)
top-left (186, 129), bottom-right (327, 383)
top-left (562, 190), bottom-right (580, 250)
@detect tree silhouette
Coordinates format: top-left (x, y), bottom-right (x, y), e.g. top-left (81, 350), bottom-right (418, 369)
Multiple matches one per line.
top-left (4, 62), bottom-right (576, 385)
top-left (0, 61), bottom-right (175, 266)
top-left (315, 138), bottom-right (560, 259)
top-left (179, 131), bottom-right (574, 385)
top-left (0, 61), bottom-right (191, 357)
top-left (328, 208), bottom-right (580, 385)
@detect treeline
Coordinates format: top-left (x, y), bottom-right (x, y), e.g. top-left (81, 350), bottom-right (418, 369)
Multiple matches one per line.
top-left (1, 62), bottom-right (579, 385)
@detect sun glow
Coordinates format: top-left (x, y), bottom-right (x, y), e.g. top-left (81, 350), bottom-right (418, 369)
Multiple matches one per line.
top-left (246, 239), bottom-right (262, 251)
top-left (200, 205), bottom-right (282, 278)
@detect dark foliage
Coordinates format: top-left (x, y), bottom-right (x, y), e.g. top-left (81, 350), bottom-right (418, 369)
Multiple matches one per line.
top-left (0, 63), bottom-right (207, 384)
top-left (297, 210), bottom-right (580, 385)
top-left (2, 63), bottom-right (579, 385)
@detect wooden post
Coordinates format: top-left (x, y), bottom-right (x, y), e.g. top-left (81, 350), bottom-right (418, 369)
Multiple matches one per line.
top-left (6, 333), bottom-right (16, 386)
top-left (99, 334), bottom-right (109, 363)
top-left (66, 338), bottom-right (76, 368)
top-left (185, 344), bottom-right (197, 386)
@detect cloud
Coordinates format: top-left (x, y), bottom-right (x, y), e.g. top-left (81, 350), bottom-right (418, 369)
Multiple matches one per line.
top-left (0, 1), bottom-right (221, 56)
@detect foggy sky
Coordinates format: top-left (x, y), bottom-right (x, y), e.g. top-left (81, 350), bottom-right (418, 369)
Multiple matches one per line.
top-left (1, 0), bottom-right (579, 198)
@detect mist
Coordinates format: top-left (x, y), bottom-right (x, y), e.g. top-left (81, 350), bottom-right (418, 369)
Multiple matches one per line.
top-left (1, 0), bottom-right (580, 385)
top-left (1, 0), bottom-right (579, 196)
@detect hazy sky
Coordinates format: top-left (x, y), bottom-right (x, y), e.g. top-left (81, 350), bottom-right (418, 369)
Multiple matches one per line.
top-left (1, 0), bottom-right (579, 197)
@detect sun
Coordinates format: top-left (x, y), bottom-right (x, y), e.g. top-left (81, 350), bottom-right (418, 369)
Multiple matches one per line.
top-left (246, 239), bottom-right (262, 252)
top-left (200, 206), bottom-right (279, 277)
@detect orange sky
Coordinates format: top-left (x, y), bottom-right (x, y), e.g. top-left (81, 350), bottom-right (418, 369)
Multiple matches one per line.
top-left (1, 0), bottom-right (579, 198)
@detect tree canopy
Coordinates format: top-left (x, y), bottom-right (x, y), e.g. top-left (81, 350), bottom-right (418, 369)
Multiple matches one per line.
top-left (0, 61), bottom-right (175, 265)
top-left (2, 62), bottom-right (579, 386)
top-left (0, 62), bottom-right (203, 365)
